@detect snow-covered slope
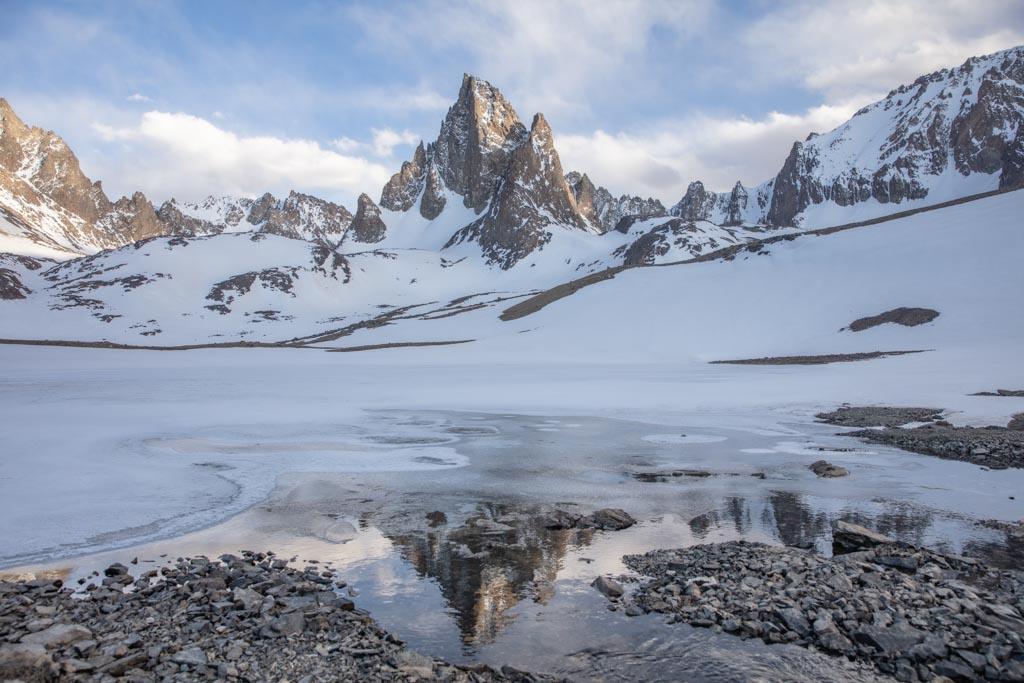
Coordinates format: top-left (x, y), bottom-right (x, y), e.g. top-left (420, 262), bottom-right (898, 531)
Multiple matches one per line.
top-left (671, 45), bottom-right (1024, 228)
top-left (309, 189), bottom-right (1024, 366)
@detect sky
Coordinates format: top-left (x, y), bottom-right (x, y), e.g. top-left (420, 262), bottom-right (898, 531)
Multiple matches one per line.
top-left (2, 0), bottom-right (1023, 209)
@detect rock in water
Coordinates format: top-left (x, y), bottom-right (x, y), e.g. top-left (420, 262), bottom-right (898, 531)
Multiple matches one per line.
top-left (809, 460), bottom-right (849, 478)
top-left (580, 508), bottom-right (636, 531)
top-left (591, 576), bottom-right (624, 598)
top-left (831, 520), bottom-right (895, 554)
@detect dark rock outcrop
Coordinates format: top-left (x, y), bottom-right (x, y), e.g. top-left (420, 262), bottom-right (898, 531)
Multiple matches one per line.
top-left (848, 307), bottom-right (940, 331)
top-left (434, 75), bottom-right (528, 214)
top-left (566, 171), bottom-right (665, 233)
top-left (345, 193), bottom-right (388, 244)
top-left (379, 141), bottom-right (427, 212)
top-left (670, 180), bottom-right (751, 225)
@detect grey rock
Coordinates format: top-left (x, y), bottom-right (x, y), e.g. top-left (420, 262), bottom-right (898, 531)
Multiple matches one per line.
top-left (832, 520), bottom-right (895, 554)
top-left (853, 622), bottom-right (926, 655)
top-left (591, 576), bottom-right (624, 598)
top-left (170, 647), bottom-right (208, 667)
top-left (20, 623), bottom-right (93, 649)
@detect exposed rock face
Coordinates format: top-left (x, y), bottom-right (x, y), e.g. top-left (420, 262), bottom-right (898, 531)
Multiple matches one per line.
top-left (566, 171), bottom-right (665, 233)
top-left (435, 75), bottom-right (528, 213)
top-left (345, 193), bottom-right (388, 244)
top-left (379, 142), bottom-right (427, 212)
top-left (419, 157), bottom-right (447, 219)
top-left (0, 98), bottom-right (165, 254)
top-left (446, 114), bottom-right (587, 268)
top-left (670, 181), bottom-right (758, 226)
top-left (157, 191), bottom-right (353, 245)
top-left (672, 46), bottom-right (1024, 227)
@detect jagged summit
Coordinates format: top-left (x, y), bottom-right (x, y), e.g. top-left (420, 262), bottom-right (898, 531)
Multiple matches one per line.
top-left (378, 74), bottom-right (666, 267)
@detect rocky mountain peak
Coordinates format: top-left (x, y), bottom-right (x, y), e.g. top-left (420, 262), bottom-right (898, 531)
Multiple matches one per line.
top-left (345, 193), bottom-right (387, 244)
top-left (432, 74), bottom-right (528, 213)
top-left (0, 98), bottom-right (164, 254)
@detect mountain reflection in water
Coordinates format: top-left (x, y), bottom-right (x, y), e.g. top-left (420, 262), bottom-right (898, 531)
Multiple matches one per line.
top-left (386, 502), bottom-right (590, 644)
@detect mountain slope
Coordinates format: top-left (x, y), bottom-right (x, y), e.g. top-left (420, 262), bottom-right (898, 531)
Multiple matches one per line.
top-left (670, 45), bottom-right (1024, 228)
top-left (0, 98), bottom-right (165, 256)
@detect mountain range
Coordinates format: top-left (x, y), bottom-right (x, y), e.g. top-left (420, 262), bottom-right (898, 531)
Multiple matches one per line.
top-left (0, 45), bottom-right (1022, 345)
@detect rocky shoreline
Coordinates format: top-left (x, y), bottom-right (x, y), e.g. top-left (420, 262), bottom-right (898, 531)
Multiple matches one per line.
top-left (0, 551), bottom-right (558, 682)
top-left (818, 406), bottom-right (1024, 469)
top-left (604, 524), bottom-right (1024, 681)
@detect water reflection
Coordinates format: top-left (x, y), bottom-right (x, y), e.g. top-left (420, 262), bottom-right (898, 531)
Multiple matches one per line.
top-left (385, 503), bottom-right (588, 645)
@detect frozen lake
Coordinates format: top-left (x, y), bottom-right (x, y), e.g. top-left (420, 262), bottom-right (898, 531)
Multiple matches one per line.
top-left (2, 345), bottom-right (1023, 680)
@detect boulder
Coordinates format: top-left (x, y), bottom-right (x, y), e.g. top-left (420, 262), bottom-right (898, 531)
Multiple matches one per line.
top-left (20, 623), bottom-right (92, 649)
top-left (831, 520), bottom-right (894, 554)
top-left (591, 576), bottom-right (624, 598)
top-left (580, 509), bottom-right (636, 531)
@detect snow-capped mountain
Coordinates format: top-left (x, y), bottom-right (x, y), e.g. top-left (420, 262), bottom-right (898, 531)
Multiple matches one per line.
top-left (157, 192), bottom-right (354, 245)
top-left (2, 47), bottom-right (1023, 345)
top-left (0, 98), bottom-right (164, 258)
top-left (671, 45), bottom-right (1024, 227)
top-left (0, 98), bottom-right (358, 258)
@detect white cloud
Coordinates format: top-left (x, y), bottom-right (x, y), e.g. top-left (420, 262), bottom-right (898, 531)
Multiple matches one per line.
top-left (370, 128), bottom-right (419, 157)
top-left (126, 93), bottom-right (152, 103)
top-left (352, 0), bottom-right (715, 117)
top-left (92, 111), bottom-right (392, 205)
top-left (331, 136), bottom-right (362, 153)
top-left (557, 98), bottom-right (869, 203)
top-left (742, 0), bottom-right (1024, 101)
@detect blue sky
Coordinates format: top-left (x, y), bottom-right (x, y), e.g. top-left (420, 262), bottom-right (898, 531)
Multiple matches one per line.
top-left (3, 0), bottom-right (1023, 208)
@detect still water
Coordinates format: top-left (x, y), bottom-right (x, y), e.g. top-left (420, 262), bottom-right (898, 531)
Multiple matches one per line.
top-left (5, 410), bottom-right (1021, 681)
